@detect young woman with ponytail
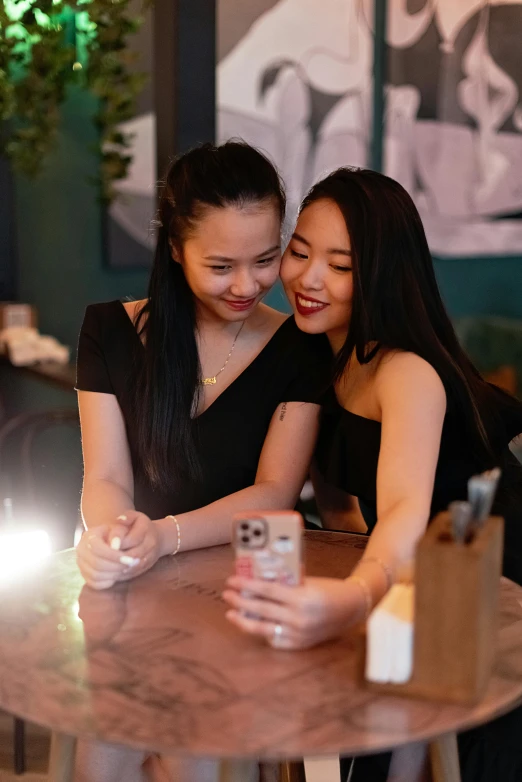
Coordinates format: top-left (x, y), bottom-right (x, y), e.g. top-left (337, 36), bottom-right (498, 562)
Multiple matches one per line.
top-left (73, 141), bottom-right (330, 782)
top-left (75, 140), bottom-right (329, 590)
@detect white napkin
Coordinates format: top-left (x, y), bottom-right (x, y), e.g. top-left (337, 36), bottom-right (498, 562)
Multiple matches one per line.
top-left (366, 583), bottom-right (415, 684)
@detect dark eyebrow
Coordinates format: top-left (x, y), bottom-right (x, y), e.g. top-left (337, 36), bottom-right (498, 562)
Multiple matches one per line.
top-left (292, 232), bottom-right (351, 257)
top-left (292, 232), bottom-right (311, 247)
top-left (256, 244), bottom-right (280, 258)
top-left (204, 244), bottom-right (281, 263)
top-left (327, 247), bottom-right (352, 257)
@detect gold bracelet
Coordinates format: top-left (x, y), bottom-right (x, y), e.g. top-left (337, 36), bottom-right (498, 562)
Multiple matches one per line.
top-left (166, 515), bottom-right (181, 556)
top-left (347, 575), bottom-right (372, 621)
top-left (359, 556), bottom-right (394, 591)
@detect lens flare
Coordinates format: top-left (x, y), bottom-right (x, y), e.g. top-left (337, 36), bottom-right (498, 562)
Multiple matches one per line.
top-left (0, 530), bottom-right (52, 584)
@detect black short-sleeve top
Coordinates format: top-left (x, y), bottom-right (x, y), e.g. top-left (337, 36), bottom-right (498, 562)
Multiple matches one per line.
top-left (76, 301), bottom-right (330, 519)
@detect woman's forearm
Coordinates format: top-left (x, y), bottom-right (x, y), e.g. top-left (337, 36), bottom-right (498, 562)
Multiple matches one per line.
top-left (156, 479), bottom-right (295, 557)
top-left (349, 503), bottom-right (429, 606)
top-left (81, 477), bottom-right (135, 529)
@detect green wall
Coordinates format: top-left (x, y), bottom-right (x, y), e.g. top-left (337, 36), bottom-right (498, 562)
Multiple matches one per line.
top-left (15, 89), bottom-right (149, 351)
top-left (434, 256), bottom-right (522, 320)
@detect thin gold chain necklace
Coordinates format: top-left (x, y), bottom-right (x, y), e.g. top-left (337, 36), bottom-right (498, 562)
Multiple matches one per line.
top-left (201, 320), bottom-right (246, 386)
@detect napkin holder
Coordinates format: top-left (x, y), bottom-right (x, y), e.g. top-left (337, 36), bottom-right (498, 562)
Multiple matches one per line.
top-left (363, 511), bottom-right (504, 705)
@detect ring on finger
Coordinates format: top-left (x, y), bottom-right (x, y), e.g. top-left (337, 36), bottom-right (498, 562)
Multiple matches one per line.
top-left (270, 623), bottom-right (286, 648)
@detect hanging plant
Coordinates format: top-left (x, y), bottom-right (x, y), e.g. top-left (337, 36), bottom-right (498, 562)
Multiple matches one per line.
top-left (0, 5), bottom-right (17, 125)
top-left (79, 0), bottom-right (150, 201)
top-left (0, 0), bottom-right (150, 201)
top-left (1, 2), bottom-right (76, 176)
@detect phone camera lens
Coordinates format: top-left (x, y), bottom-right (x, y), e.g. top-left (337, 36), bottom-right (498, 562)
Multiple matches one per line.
top-left (253, 529), bottom-right (262, 536)
top-left (241, 536), bottom-right (250, 544)
top-left (240, 522), bottom-right (249, 531)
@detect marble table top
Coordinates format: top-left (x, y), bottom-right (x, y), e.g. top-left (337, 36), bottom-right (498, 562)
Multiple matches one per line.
top-left (0, 531), bottom-right (521, 760)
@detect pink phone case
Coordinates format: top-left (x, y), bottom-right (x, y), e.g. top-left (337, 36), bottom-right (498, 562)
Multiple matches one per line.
top-left (233, 510), bottom-right (304, 586)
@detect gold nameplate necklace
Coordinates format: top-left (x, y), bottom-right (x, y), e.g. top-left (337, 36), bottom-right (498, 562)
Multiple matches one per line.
top-left (201, 320), bottom-right (246, 386)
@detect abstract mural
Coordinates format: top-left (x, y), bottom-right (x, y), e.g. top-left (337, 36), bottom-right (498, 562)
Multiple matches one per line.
top-left (107, 0), bottom-right (522, 264)
top-left (386, 0), bottom-right (522, 256)
top-left (218, 0), bottom-right (522, 256)
top-left (217, 0), bottom-right (375, 225)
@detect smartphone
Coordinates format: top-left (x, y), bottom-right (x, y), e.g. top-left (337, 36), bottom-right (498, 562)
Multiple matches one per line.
top-left (233, 510), bottom-right (304, 586)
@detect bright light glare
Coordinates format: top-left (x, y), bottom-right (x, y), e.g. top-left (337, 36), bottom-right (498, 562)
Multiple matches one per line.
top-left (0, 530), bottom-right (52, 583)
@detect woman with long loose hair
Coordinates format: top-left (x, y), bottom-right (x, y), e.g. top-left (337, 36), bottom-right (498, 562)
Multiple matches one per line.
top-left (224, 167), bottom-right (522, 782)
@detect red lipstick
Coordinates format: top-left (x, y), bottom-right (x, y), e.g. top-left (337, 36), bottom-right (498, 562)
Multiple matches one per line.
top-left (223, 297), bottom-right (257, 312)
top-left (294, 292), bottom-right (329, 317)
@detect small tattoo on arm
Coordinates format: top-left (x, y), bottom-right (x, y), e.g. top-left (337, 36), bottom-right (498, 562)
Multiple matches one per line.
top-left (279, 403), bottom-right (287, 422)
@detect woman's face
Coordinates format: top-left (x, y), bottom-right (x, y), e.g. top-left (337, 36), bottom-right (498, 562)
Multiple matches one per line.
top-left (176, 202), bottom-right (281, 323)
top-left (281, 199), bottom-right (353, 343)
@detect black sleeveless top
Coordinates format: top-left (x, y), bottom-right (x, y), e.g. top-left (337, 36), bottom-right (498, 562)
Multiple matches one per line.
top-left (76, 301), bottom-right (330, 519)
top-left (315, 389), bottom-right (522, 584)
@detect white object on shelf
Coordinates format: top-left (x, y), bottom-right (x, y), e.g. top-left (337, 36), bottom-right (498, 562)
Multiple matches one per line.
top-left (0, 326), bottom-right (70, 366)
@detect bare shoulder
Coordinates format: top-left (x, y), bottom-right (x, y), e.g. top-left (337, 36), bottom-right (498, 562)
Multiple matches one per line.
top-left (376, 351), bottom-right (447, 410)
top-left (121, 298), bottom-right (147, 326)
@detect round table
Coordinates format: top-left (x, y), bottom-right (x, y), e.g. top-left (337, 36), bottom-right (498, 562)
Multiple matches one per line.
top-left (1, 531), bottom-right (521, 782)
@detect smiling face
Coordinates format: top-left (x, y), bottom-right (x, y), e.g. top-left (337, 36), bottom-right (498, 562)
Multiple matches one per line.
top-left (280, 198), bottom-right (354, 346)
top-left (174, 200), bottom-right (282, 324)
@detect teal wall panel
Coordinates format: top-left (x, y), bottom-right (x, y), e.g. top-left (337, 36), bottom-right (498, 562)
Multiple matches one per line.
top-left (15, 89), bottom-right (149, 351)
top-left (434, 256), bottom-right (522, 319)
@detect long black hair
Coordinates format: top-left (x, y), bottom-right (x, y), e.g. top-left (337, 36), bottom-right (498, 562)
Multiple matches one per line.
top-left (300, 167), bottom-right (522, 463)
top-left (134, 141), bottom-right (285, 490)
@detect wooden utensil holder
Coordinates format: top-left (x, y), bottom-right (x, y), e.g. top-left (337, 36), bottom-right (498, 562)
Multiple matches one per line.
top-left (364, 512), bottom-right (504, 705)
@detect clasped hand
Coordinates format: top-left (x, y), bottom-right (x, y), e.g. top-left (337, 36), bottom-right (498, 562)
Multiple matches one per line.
top-left (76, 511), bottom-right (162, 590)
